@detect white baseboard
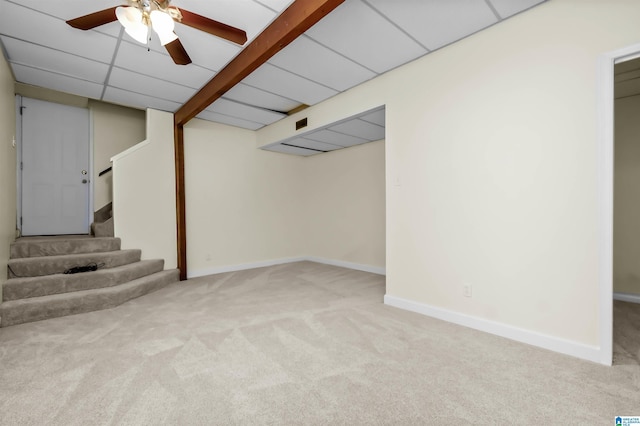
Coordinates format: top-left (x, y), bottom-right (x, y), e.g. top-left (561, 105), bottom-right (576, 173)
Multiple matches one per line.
top-left (613, 292), bottom-right (640, 304)
top-left (384, 295), bottom-right (604, 365)
top-left (187, 257), bottom-right (307, 278)
top-left (187, 256), bottom-right (385, 279)
top-left (305, 257), bottom-right (386, 275)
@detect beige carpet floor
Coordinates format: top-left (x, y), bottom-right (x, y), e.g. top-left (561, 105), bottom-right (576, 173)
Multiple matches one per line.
top-left (0, 261), bottom-right (639, 424)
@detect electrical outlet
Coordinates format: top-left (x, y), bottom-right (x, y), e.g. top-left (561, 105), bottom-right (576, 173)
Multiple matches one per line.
top-left (463, 284), bottom-right (472, 298)
top-left (12, 136), bottom-right (16, 148)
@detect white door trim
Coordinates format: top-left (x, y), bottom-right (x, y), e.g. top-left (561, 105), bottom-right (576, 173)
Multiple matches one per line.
top-left (597, 42), bottom-right (640, 366)
top-left (15, 95), bottom-right (22, 234)
top-left (88, 107), bottom-right (95, 227)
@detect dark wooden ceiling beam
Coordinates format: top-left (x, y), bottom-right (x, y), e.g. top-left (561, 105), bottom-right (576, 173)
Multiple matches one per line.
top-left (175, 0), bottom-right (345, 125)
top-left (173, 0), bottom-right (345, 279)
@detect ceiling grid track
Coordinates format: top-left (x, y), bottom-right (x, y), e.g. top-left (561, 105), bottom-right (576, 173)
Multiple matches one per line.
top-left (236, 81), bottom-right (310, 107)
top-left (360, 0), bottom-right (432, 52)
top-left (100, 26), bottom-right (125, 100)
top-left (265, 62), bottom-right (342, 93)
top-left (299, 34), bottom-right (379, 75)
top-left (219, 96), bottom-right (288, 115)
top-left (483, 0), bottom-right (503, 21)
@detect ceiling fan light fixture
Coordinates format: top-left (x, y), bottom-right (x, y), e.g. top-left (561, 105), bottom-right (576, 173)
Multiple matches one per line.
top-left (124, 24), bottom-right (149, 44)
top-left (66, 2), bottom-right (247, 65)
top-left (150, 10), bottom-right (178, 46)
top-left (115, 6), bottom-right (141, 28)
top-left (116, 6), bottom-right (148, 44)
top-left (156, 30), bottom-right (179, 46)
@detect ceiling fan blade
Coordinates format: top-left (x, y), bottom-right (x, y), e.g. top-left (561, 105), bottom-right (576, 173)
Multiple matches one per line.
top-left (66, 7), bottom-right (118, 30)
top-left (165, 38), bottom-right (192, 65)
top-left (177, 8), bottom-right (247, 45)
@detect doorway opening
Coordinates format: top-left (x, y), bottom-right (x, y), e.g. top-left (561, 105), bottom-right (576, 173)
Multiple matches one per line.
top-left (598, 43), bottom-right (640, 366)
top-left (611, 55), bottom-right (640, 365)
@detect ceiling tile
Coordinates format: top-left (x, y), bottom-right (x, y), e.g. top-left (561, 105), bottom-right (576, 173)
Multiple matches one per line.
top-left (305, 0), bottom-right (427, 74)
top-left (114, 41), bottom-right (215, 89)
top-left (108, 67), bottom-right (197, 104)
top-left (10, 0), bottom-right (121, 37)
top-left (169, 23), bottom-right (243, 72)
top-left (262, 144), bottom-right (321, 156)
top-left (1, 36), bottom-right (109, 84)
top-left (268, 36), bottom-right (376, 91)
top-left (359, 108), bottom-right (385, 126)
top-left (243, 63), bottom-right (338, 105)
top-left (103, 86), bottom-right (181, 112)
top-left (175, 0), bottom-right (277, 41)
top-left (329, 119), bottom-right (384, 141)
top-left (285, 137), bottom-right (342, 152)
top-left (224, 84), bottom-right (301, 113)
top-left (488, 0), bottom-right (546, 19)
top-left (253, 0), bottom-right (295, 12)
top-left (196, 110), bottom-right (264, 130)
top-left (9, 0), bottom-right (113, 18)
top-left (367, 0), bottom-right (498, 51)
top-left (207, 98), bottom-right (285, 125)
top-left (303, 129), bottom-right (368, 147)
top-left (0, 2), bottom-right (117, 63)
top-left (10, 63), bottom-right (104, 99)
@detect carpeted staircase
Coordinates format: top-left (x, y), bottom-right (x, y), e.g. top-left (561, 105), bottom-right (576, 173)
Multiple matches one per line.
top-left (0, 236), bottom-right (179, 327)
top-left (91, 202), bottom-right (114, 237)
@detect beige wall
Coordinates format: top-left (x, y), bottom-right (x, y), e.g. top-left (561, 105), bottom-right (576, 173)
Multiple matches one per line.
top-left (0, 54), bottom-right (16, 302)
top-left (90, 101), bottom-right (145, 210)
top-left (112, 109), bottom-right (177, 269)
top-left (15, 83), bottom-right (88, 109)
top-left (184, 119), bottom-right (385, 276)
top-left (184, 119), bottom-right (306, 274)
top-left (304, 140), bottom-right (385, 270)
top-left (257, 0), bottom-right (640, 357)
top-left (614, 94), bottom-right (640, 295)
top-left (383, 0), bottom-right (640, 351)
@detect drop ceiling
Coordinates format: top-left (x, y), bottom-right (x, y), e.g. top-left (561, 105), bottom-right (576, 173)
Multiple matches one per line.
top-left (263, 106), bottom-right (385, 156)
top-left (0, 0), bottom-right (546, 134)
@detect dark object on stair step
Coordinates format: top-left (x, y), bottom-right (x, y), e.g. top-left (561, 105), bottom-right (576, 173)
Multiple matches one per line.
top-left (64, 263), bottom-right (101, 274)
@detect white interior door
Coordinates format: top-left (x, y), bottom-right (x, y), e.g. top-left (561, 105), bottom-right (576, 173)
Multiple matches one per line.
top-left (21, 97), bottom-right (90, 236)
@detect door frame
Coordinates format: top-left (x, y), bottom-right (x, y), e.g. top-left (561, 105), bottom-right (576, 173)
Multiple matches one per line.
top-left (15, 95), bottom-right (94, 236)
top-left (597, 43), bottom-right (640, 366)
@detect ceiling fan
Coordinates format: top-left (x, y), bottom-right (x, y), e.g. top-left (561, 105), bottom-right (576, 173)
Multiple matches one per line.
top-left (66, 0), bottom-right (247, 65)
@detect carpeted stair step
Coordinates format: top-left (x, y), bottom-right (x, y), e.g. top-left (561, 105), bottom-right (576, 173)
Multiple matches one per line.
top-left (0, 269), bottom-right (179, 327)
top-left (10, 237), bottom-right (121, 259)
top-left (93, 202), bottom-right (112, 224)
top-left (7, 249), bottom-right (141, 279)
top-left (3, 259), bottom-right (164, 301)
top-left (91, 217), bottom-right (114, 238)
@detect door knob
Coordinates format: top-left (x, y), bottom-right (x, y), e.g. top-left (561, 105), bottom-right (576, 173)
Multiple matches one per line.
top-left (81, 170), bottom-right (87, 175)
